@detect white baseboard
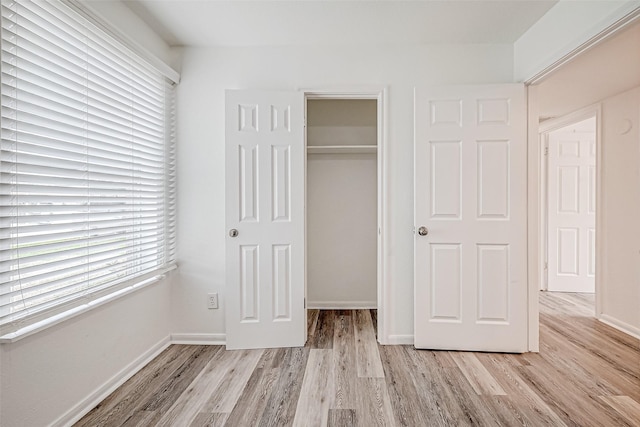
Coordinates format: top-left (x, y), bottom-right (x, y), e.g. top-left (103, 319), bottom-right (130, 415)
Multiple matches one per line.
top-left (53, 336), bottom-right (171, 427)
top-left (599, 315), bottom-right (640, 340)
top-left (386, 334), bottom-right (414, 345)
top-left (51, 325), bottom-right (419, 426)
top-left (307, 300), bottom-right (377, 309)
top-left (54, 333), bottom-right (225, 426)
top-left (171, 333), bottom-right (226, 345)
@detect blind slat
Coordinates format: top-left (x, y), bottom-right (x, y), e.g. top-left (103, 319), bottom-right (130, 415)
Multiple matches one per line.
top-left (2, 109), bottom-right (166, 157)
top-left (0, 222), bottom-right (162, 249)
top-left (0, 236), bottom-right (163, 278)
top-left (1, 252), bottom-right (163, 308)
top-left (1, 81), bottom-right (166, 138)
top-left (0, 214), bottom-right (164, 236)
top-left (1, 134), bottom-right (167, 169)
top-left (0, 257), bottom-right (165, 317)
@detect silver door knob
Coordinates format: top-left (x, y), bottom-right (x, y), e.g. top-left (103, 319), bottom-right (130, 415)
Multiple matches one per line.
top-left (229, 229), bottom-right (238, 237)
top-left (418, 226), bottom-right (429, 236)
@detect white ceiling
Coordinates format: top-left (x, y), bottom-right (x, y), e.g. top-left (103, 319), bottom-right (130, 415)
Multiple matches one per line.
top-left (121, 0), bottom-right (558, 47)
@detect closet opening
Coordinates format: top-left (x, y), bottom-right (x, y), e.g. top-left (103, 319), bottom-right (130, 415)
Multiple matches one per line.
top-left (304, 93), bottom-right (383, 341)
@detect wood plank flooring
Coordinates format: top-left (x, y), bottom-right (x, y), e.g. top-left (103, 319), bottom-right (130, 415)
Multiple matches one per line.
top-left (76, 292), bottom-right (640, 426)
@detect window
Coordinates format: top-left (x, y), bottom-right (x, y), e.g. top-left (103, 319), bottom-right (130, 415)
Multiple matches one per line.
top-left (0, 0), bottom-right (177, 337)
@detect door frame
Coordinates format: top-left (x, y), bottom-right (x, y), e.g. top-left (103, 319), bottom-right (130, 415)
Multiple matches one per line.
top-left (303, 87), bottom-right (389, 344)
top-left (527, 95), bottom-right (604, 352)
top-left (537, 104), bottom-right (602, 308)
top-left (524, 8), bottom-right (638, 352)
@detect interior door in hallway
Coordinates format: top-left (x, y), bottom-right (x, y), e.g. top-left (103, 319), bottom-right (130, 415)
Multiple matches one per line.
top-left (414, 84), bottom-right (528, 352)
top-left (547, 120), bottom-right (596, 293)
top-left (225, 90), bottom-right (305, 349)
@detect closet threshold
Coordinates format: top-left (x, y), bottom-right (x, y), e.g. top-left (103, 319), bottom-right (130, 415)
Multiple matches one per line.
top-left (307, 145), bottom-right (377, 154)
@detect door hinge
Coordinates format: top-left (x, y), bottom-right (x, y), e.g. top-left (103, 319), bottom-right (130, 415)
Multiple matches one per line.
top-left (544, 146), bottom-right (549, 156)
top-left (304, 297), bottom-right (306, 309)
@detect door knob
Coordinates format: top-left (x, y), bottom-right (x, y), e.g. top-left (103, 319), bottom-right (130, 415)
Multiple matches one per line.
top-left (418, 226), bottom-right (429, 236)
top-left (229, 229), bottom-right (238, 237)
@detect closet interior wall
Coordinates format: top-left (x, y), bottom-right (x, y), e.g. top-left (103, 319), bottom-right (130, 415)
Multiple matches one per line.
top-left (306, 99), bottom-right (378, 308)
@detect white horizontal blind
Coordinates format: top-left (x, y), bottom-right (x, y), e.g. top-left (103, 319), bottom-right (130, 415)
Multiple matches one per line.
top-left (0, 0), bottom-right (176, 331)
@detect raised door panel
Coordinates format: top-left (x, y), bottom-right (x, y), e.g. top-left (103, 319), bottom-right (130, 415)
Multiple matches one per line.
top-left (429, 244), bottom-right (462, 322)
top-left (477, 244), bottom-right (510, 323)
top-left (239, 145), bottom-right (259, 222)
top-left (557, 228), bottom-right (579, 276)
top-left (271, 145), bottom-right (290, 222)
top-left (240, 245), bottom-right (259, 321)
top-left (272, 244), bottom-right (291, 321)
top-left (430, 141), bottom-right (462, 219)
top-left (477, 140), bottom-right (509, 219)
top-left (558, 166), bottom-right (580, 214)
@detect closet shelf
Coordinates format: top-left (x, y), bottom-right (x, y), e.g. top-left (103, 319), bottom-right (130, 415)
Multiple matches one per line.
top-left (306, 145), bottom-right (377, 154)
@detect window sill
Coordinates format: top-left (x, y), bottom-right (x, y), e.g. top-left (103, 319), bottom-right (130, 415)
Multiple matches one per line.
top-left (0, 265), bottom-right (177, 344)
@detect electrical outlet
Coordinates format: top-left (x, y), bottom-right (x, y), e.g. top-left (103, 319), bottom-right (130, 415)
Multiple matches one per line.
top-left (207, 293), bottom-right (218, 309)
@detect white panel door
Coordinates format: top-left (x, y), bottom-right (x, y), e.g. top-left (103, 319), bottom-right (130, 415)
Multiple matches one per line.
top-left (547, 128), bottom-right (596, 292)
top-left (225, 90), bottom-right (305, 350)
top-left (414, 85), bottom-right (527, 352)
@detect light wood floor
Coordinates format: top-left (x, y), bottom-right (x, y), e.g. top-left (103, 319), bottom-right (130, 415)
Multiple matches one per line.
top-left (76, 292), bottom-right (640, 426)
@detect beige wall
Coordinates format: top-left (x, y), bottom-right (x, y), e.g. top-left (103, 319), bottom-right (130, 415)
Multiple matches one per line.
top-left (537, 21), bottom-right (640, 119)
top-left (599, 86), bottom-right (640, 336)
top-left (535, 18), bottom-right (640, 337)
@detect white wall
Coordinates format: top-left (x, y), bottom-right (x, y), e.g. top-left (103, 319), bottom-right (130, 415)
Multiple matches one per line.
top-left (599, 86), bottom-right (640, 336)
top-left (0, 279), bottom-right (173, 426)
top-left (307, 100), bottom-right (377, 307)
top-left (80, 0), bottom-right (179, 72)
top-left (0, 3), bottom-right (176, 426)
top-left (514, 0), bottom-right (640, 82)
top-left (173, 44), bottom-right (514, 340)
